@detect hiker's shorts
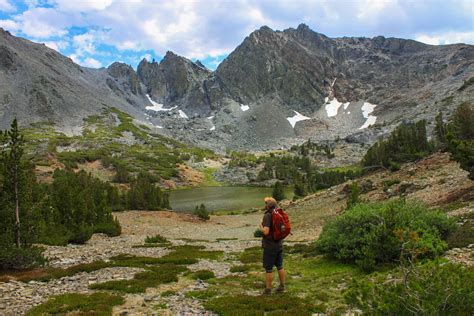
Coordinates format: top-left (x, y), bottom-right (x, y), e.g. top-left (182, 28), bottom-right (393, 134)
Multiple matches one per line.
top-left (263, 247), bottom-right (283, 273)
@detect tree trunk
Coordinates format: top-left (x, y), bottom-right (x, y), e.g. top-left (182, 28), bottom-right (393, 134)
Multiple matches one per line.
top-left (14, 163), bottom-right (20, 248)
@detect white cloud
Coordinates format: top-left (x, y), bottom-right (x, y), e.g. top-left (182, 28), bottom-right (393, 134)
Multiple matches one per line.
top-left (53, 0), bottom-right (114, 11)
top-left (0, 19), bottom-right (19, 32)
top-left (82, 57), bottom-right (102, 68)
top-left (73, 32), bottom-right (98, 56)
top-left (69, 54), bottom-right (102, 68)
top-left (415, 31), bottom-right (474, 45)
top-left (43, 40), bottom-right (69, 51)
top-left (0, 0), bottom-right (15, 12)
top-left (3, 0), bottom-right (473, 67)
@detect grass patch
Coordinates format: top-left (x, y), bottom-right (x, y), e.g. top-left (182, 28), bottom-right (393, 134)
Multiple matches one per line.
top-left (200, 167), bottom-right (222, 187)
top-left (161, 290), bottom-right (177, 297)
top-left (13, 261), bottom-right (110, 283)
top-left (26, 292), bottom-right (124, 316)
top-left (239, 247), bottom-right (261, 264)
top-left (204, 294), bottom-right (323, 315)
top-left (132, 243), bottom-right (170, 248)
top-left (229, 264), bottom-right (258, 273)
top-left (447, 220), bottom-right (474, 248)
top-left (90, 264), bottom-right (187, 294)
top-left (286, 243), bottom-right (318, 257)
top-left (191, 270), bottom-right (215, 280)
top-left (145, 234), bottom-right (169, 244)
top-left (185, 289), bottom-right (218, 299)
top-left (458, 77), bottom-right (474, 91)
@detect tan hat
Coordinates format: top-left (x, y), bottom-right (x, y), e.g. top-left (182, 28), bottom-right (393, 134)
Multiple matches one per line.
top-left (264, 197), bottom-right (278, 208)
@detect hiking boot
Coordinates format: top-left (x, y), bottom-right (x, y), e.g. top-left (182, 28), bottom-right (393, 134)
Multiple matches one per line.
top-left (262, 288), bottom-right (272, 295)
top-left (275, 284), bottom-right (285, 293)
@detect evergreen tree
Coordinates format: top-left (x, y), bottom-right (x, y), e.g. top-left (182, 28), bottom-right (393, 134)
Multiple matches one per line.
top-left (435, 112), bottom-right (447, 146)
top-left (272, 181), bottom-right (285, 201)
top-left (446, 102), bottom-right (474, 180)
top-left (346, 182), bottom-right (360, 210)
top-left (1, 119), bottom-right (28, 247)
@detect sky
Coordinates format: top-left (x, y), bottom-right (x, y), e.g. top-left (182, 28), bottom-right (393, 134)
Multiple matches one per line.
top-left (0, 0), bottom-right (472, 70)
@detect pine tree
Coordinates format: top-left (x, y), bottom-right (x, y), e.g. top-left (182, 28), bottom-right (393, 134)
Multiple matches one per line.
top-left (2, 119), bottom-right (26, 248)
top-left (435, 112), bottom-right (447, 145)
top-left (272, 181), bottom-right (285, 201)
top-left (446, 102), bottom-right (474, 180)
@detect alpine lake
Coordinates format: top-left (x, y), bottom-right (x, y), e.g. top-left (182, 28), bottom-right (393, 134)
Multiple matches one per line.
top-left (169, 186), bottom-right (294, 213)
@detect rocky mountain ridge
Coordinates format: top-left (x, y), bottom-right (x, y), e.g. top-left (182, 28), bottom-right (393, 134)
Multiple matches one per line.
top-left (0, 24), bottom-right (473, 155)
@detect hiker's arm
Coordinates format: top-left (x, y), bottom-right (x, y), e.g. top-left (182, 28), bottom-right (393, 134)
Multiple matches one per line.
top-left (262, 226), bottom-right (270, 236)
top-left (261, 215), bottom-right (271, 236)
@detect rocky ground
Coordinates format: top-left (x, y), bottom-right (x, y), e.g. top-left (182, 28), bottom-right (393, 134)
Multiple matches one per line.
top-left (0, 211), bottom-right (265, 316)
top-left (0, 152), bottom-right (472, 315)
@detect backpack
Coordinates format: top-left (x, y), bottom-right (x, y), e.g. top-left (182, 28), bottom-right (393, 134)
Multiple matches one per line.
top-left (271, 208), bottom-right (291, 241)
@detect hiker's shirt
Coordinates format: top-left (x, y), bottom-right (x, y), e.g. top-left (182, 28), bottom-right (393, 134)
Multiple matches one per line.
top-left (262, 209), bottom-right (283, 250)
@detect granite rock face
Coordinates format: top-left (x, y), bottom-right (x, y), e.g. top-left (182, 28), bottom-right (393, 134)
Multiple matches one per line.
top-left (0, 24), bottom-right (473, 154)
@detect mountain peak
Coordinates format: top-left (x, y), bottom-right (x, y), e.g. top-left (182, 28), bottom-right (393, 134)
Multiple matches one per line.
top-left (296, 23), bottom-right (310, 32)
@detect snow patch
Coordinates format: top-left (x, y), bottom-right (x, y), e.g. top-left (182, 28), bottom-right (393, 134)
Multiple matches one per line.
top-left (178, 110), bottom-right (189, 119)
top-left (208, 116), bottom-right (215, 131)
top-left (343, 102), bottom-right (350, 110)
top-left (145, 94), bottom-right (174, 112)
top-left (359, 102), bottom-right (377, 129)
top-left (325, 98), bottom-right (344, 117)
top-left (240, 104), bottom-right (249, 111)
top-left (287, 110), bottom-right (311, 128)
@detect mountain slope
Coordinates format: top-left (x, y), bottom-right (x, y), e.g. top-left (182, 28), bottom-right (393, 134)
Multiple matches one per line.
top-left (0, 25), bottom-right (473, 155)
top-left (0, 28), bottom-right (151, 134)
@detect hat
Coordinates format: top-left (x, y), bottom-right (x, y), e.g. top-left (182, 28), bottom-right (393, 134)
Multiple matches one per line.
top-left (264, 197), bottom-right (278, 208)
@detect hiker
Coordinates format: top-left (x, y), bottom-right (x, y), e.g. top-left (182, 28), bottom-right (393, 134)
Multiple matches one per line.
top-left (260, 197), bottom-right (290, 295)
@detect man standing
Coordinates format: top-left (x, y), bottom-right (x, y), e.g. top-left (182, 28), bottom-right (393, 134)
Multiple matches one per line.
top-left (260, 197), bottom-right (286, 295)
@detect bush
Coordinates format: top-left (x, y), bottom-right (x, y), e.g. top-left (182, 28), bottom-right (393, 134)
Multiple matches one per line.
top-left (272, 181), bottom-right (285, 201)
top-left (145, 234), bottom-right (168, 244)
top-left (0, 246), bottom-right (46, 271)
top-left (194, 204), bottom-right (210, 220)
top-left (68, 225), bottom-right (93, 244)
top-left (316, 199), bottom-right (457, 271)
top-left (192, 270), bottom-right (215, 280)
top-left (27, 292), bottom-right (125, 316)
top-left (94, 217), bottom-right (122, 237)
top-left (345, 262), bottom-right (474, 315)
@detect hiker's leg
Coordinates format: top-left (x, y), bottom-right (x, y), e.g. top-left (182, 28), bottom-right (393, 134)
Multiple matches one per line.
top-left (263, 248), bottom-right (274, 289)
top-left (266, 271), bottom-right (273, 289)
top-left (276, 249), bottom-right (285, 286)
top-left (277, 268), bottom-right (285, 286)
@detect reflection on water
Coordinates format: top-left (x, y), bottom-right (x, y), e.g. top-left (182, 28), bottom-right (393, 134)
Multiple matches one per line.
top-left (169, 186), bottom-right (293, 213)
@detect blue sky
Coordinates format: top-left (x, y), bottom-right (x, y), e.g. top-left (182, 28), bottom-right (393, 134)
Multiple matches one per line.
top-left (0, 0), bottom-right (472, 70)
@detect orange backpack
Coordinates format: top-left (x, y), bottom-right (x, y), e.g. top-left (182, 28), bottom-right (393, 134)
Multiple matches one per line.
top-left (271, 208), bottom-right (291, 241)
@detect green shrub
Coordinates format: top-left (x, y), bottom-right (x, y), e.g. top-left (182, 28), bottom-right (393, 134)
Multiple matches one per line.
top-left (68, 225), bottom-right (93, 244)
top-left (90, 264), bottom-right (187, 293)
top-left (192, 270), bottom-right (215, 280)
top-left (345, 262), bottom-right (474, 315)
top-left (0, 246), bottom-right (46, 271)
top-left (194, 204), bottom-right (210, 220)
top-left (239, 247), bottom-right (261, 264)
top-left (26, 292), bottom-right (124, 316)
top-left (447, 220), bottom-right (474, 248)
top-left (204, 294), bottom-right (321, 315)
top-left (145, 234), bottom-right (168, 244)
top-left (272, 181), bottom-right (285, 201)
top-left (316, 199), bottom-right (456, 271)
top-left (94, 217), bottom-right (122, 237)
top-left (346, 181), bottom-right (360, 210)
